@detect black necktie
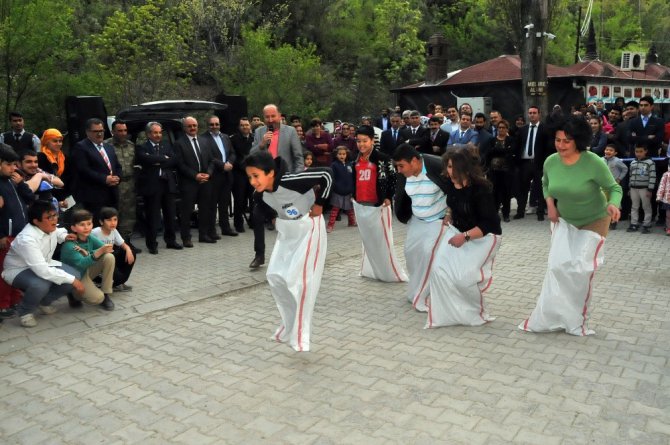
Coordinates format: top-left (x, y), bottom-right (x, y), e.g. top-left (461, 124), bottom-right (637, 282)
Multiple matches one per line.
top-left (393, 129), bottom-right (397, 142)
top-left (526, 125), bottom-right (536, 157)
top-left (14, 133), bottom-right (21, 141)
top-left (412, 128), bottom-right (416, 136)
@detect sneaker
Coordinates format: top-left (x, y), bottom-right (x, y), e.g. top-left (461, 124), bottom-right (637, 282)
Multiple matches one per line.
top-left (39, 305), bottom-right (58, 315)
top-left (326, 225), bottom-right (334, 233)
top-left (626, 225), bottom-right (639, 232)
top-left (20, 313), bottom-right (37, 327)
top-left (641, 226), bottom-right (651, 234)
top-left (99, 295), bottom-right (115, 311)
top-left (113, 284), bottom-right (133, 292)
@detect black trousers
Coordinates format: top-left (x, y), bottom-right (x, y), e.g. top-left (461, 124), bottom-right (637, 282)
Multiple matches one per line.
top-left (515, 160), bottom-right (545, 216)
top-left (112, 246), bottom-right (135, 287)
top-left (252, 199), bottom-right (277, 257)
top-left (490, 169), bottom-right (513, 218)
top-left (232, 169), bottom-right (253, 230)
top-left (209, 172), bottom-right (233, 235)
top-left (179, 182), bottom-right (211, 240)
top-left (142, 185), bottom-right (177, 248)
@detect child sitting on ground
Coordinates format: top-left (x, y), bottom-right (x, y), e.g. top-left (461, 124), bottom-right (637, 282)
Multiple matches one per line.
top-left (92, 207), bottom-right (135, 292)
top-left (60, 209), bottom-right (115, 310)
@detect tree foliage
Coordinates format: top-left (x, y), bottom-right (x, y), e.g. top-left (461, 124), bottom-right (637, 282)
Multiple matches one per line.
top-left (0, 0), bottom-right (668, 131)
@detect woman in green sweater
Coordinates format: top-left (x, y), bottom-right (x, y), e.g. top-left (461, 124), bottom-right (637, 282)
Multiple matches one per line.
top-left (544, 116), bottom-right (622, 235)
top-left (520, 116), bottom-right (622, 336)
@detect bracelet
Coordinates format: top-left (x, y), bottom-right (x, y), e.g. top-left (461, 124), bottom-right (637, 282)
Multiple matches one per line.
top-left (464, 231), bottom-right (471, 242)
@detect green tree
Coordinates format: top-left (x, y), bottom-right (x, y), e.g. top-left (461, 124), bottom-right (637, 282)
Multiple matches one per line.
top-left (88, 0), bottom-right (195, 110)
top-left (0, 0), bottom-right (76, 124)
top-left (221, 27), bottom-right (330, 118)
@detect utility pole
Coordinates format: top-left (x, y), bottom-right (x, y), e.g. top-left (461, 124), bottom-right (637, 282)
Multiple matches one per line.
top-left (521, 0), bottom-right (549, 119)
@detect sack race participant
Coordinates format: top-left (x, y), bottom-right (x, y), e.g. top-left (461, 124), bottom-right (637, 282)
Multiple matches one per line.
top-left (393, 144), bottom-right (450, 312)
top-left (427, 149), bottom-right (502, 328)
top-left (520, 116), bottom-right (622, 336)
top-left (350, 126), bottom-right (407, 282)
top-left (244, 151), bottom-right (332, 352)
top-left (353, 202), bottom-right (407, 283)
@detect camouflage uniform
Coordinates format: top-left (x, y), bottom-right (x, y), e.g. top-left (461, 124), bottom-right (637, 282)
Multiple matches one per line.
top-left (105, 137), bottom-right (137, 239)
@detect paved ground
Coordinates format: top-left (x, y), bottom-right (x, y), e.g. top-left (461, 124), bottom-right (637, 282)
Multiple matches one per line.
top-left (0, 212), bottom-right (668, 444)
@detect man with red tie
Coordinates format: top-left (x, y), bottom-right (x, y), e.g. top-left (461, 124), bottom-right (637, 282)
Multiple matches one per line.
top-left (70, 118), bottom-right (122, 222)
top-left (248, 104), bottom-right (304, 269)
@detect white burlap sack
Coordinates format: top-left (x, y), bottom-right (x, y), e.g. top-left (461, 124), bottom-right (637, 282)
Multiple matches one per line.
top-left (426, 226), bottom-right (501, 328)
top-left (519, 218), bottom-right (605, 336)
top-left (404, 217), bottom-right (445, 312)
top-left (266, 215), bottom-right (327, 351)
top-left (353, 201), bottom-right (408, 283)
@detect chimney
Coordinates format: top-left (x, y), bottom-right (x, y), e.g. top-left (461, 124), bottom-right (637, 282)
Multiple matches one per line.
top-left (426, 33), bottom-right (448, 84)
top-left (584, 20), bottom-right (598, 61)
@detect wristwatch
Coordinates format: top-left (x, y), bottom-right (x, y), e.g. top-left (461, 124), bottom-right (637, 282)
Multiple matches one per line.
top-left (464, 231), bottom-right (471, 242)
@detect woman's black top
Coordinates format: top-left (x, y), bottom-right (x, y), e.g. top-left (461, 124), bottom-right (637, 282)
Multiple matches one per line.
top-left (445, 178), bottom-right (502, 235)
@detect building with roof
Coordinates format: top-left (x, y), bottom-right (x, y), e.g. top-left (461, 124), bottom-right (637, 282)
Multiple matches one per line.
top-left (392, 33), bottom-right (670, 121)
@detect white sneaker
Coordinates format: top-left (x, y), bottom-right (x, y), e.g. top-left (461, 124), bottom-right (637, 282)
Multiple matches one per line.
top-left (39, 305), bottom-right (58, 315)
top-left (526, 206), bottom-right (537, 215)
top-left (20, 314), bottom-right (37, 327)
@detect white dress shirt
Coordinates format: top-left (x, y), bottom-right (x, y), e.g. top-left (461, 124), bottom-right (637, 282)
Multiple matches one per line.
top-left (2, 224), bottom-right (74, 285)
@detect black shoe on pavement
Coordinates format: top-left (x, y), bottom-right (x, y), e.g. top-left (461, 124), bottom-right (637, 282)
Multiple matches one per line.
top-left (166, 242), bottom-right (183, 250)
top-left (0, 306), bottom-right (17, 318)
top-left (148, 247), bottom-right (158, 255)
top-left (235, 226), bottom-right (245, 233)
top-left (503, 216), bottom-right (510, 223)
top-left (68, 293), bottom-right (83, 308)
top-left (249, 256), bottom-right (265, 269)
top-left (626, 225), bottom-right (639, 232)
top-left (221, 229), bottom-right (239, 237)
top-left (641, 226), bottom-right (651, 234)
top-left (100, 295), bottom-right (115, 311)
top-left (537, 214), bottom-right (545, 221)
top-left (199, 237), bottom-right (217, 243)
top-left (209, 234), bottom-right (222, 240)
top-left (182, 239), bottom-right (194, 248)
top-left (513, 214), bottom-right (524, 220)
top-left (266, 222), bottom-right (275, 231)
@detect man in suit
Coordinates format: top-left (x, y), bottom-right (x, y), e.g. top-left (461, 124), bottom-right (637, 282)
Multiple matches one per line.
top-left (399, 110), bottom-right (429, 153)
top-left (230, 117), bottom-right (254, 233)
top-left (629, 96), bottom-right (665, 157)
top-left (70, 118), bottom-right (122, 222)
top-left (0, 111), bottom-right (41, 153)
top-left (474, 113), bottom-right (493, 163)
top-left (374, 108), bottom-right (391, 131)
top-left (173, 116), bottom-right (214, 247)
top-left (447, 113), bottom-right (478, 149)
top-left (379, 113), bottom-right (404, 156)
top-left (248, 103), bottom-right (304, 268)
top-left (513, 105), bottom-right (553, 221)
top-left (134, 122), bottom-right (182, 254)
top-left (200, 115), bottom-right (238, 239)
top-left (426, 116), bottom-right (450, 156)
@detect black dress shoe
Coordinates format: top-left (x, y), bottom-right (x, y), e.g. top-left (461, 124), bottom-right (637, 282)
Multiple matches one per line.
top-left (249, 256), bottom-right (265, 269)
top-left (513, 214), bottom-right (525, 220)
top-left (503, 216), bottom-right (510, 223)
top-left (166, 242), bottom-right (183, 250)
top-left (182, 239), bottom-right (194, 248)
top-left (266, 222), bottom-right (275, 231)
top-left (199, 237), bottom-right (217, 243)
top-left (209, 234), bottom-right (222, 240)
top-left (100, 295), bottom-right (115, 311)
top-left (235, 226), bottom-right (245, 233)
top-left (221, 229), bottom-right (238, 237)
top-left (537, 214), bottom-right (545, 221)
top-left (67, 293), bottom-right (83, 308)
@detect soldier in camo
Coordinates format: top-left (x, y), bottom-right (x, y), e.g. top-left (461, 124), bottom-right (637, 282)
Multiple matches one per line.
top-left (105, 120), bottom-right (140, 252)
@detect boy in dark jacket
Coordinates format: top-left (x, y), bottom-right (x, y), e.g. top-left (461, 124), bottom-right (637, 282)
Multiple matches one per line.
top-left (327, 146), bottom-right (356, 232)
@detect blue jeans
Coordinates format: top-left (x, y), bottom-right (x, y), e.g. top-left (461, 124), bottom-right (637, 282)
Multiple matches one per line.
top-left (13, 264), bottom-right (81, 316)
